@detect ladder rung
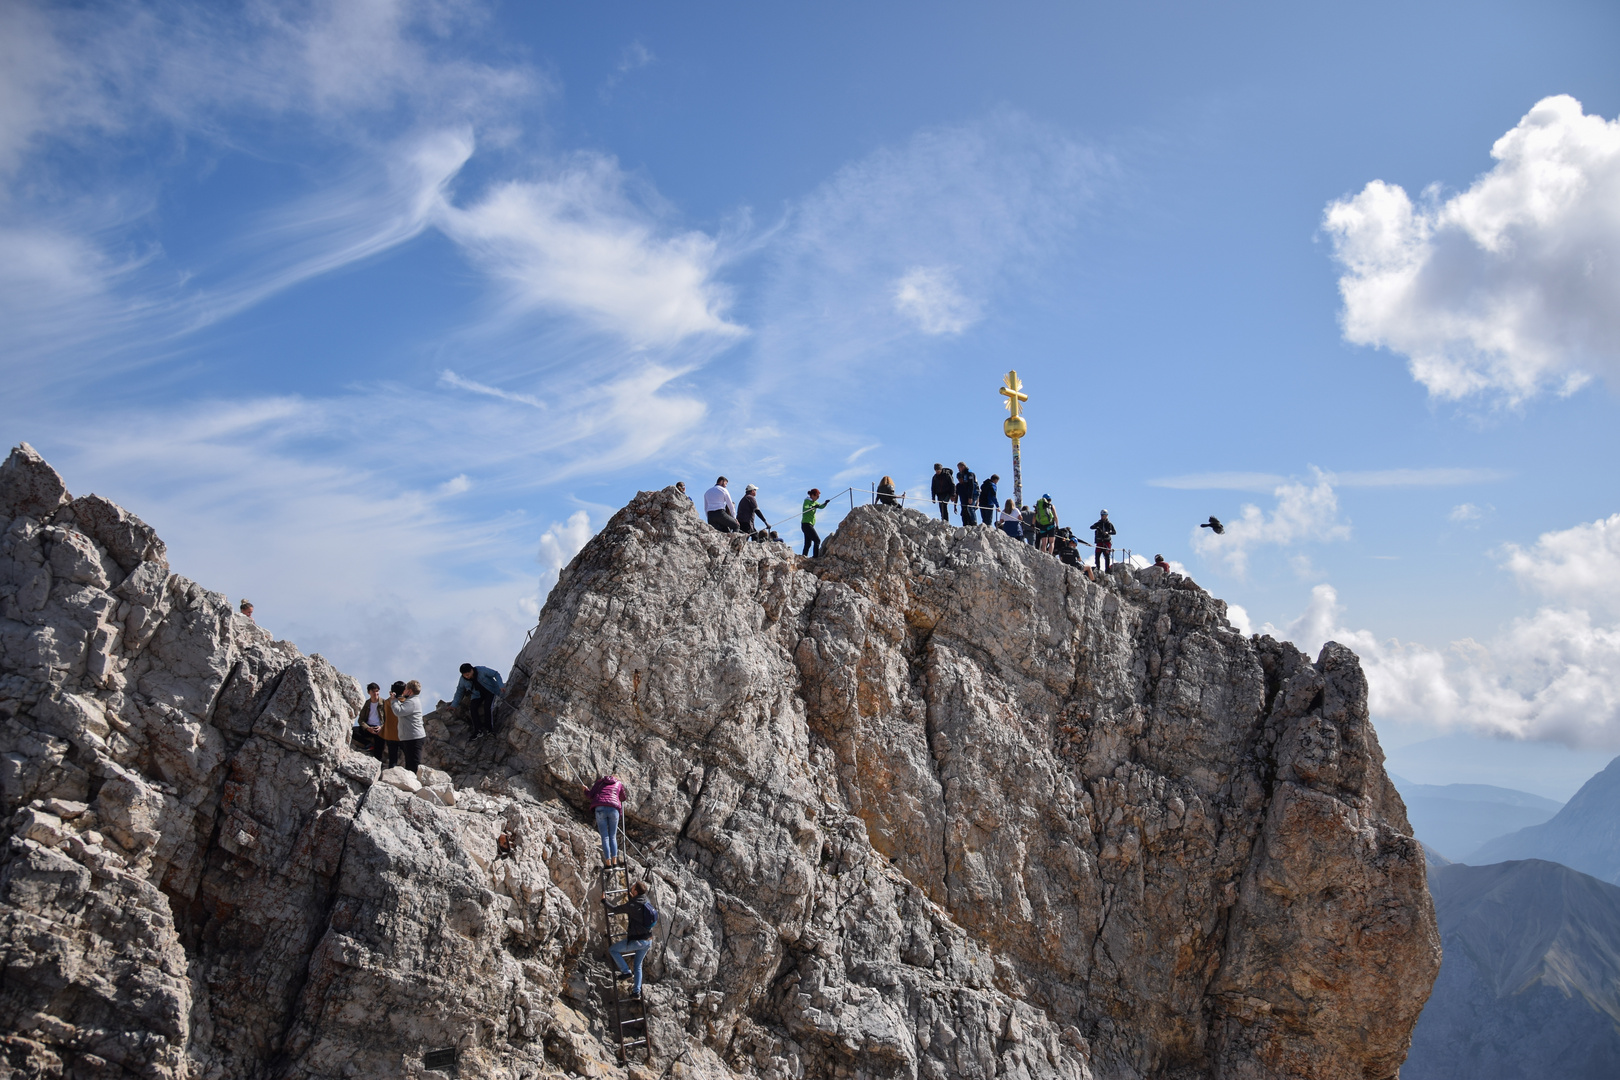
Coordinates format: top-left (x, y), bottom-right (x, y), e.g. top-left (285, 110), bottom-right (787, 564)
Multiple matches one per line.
top-left (619, 1016), bottom-right (645, 1026)
top-left (620, 1038), bottom-right (647, 1048)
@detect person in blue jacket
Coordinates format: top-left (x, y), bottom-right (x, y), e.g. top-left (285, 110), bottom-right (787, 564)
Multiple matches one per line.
top-left (452, 662), bottom-right (505, 740)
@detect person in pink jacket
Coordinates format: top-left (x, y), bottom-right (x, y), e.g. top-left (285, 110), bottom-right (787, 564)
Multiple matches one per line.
top-left (586, 775), bottom-right (625, 865)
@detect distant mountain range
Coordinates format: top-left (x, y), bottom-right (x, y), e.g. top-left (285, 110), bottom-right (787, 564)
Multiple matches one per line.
top-left (1390, 775), bottom-right (1563, 862)
top-left (1470, 755), bottom-right (1620, 884)
top-left (1405, 860), bottom-right (1620, 1079)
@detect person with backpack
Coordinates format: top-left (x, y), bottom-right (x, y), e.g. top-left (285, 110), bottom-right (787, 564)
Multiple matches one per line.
top-left (978, 474), bottom-right (999, 526)
top-left (801, 488), bottom-right (831, 557)
top-left (605, 881), bottom-right (658, 995)
top-left (452, 662), bottom-right (506, 740)
top-left (955, 464), bottom-right (979, 527)
top-left (1033, 494), bottom-right (1059, 553)
top-left (587, 774), bottom-right (626, 864)
top-left (930, 464), bottom-right (956, 521)
top-left (1091, 510), bottom-right (1117, 571)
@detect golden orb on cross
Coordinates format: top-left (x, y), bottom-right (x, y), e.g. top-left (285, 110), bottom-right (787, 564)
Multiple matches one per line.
top-left (999, 371), bottom-right (1028, 439)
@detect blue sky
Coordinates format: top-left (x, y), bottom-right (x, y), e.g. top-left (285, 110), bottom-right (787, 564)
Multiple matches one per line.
top-left (4, 1), bottom-right (1619, 795)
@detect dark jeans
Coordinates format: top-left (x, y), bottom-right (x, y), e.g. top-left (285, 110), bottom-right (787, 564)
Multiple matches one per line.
top-left (801, 522), bottom-right (821, 557)
top-left (388, 737), bottom-right (423, 771)
top-left (470, 692), bottom-right (494, 736)
top-left (979, 506), bottom-right (994, 525)
top-left (1095, 546), bottom-right (1112, 571)
top-left (960, 502), bottom-right (976, 526)
top-left (936, 500), bottom-right (952, 520)
top-left (707, 509), bottom-right (741, 532)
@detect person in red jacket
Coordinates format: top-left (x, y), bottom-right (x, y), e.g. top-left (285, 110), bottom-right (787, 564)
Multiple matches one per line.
top-left (587, 774), bottom-right (626, 865)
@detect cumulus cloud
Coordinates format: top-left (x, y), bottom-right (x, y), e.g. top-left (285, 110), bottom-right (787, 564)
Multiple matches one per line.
top-left (1325, 95), bottom-right (1620, 402)
top-left (538, 510), bottom-right (595, 583)
top-left (893, 266), bottom-right (980, 335)
top-left (1270, 512), bottom-right (1620, 750)
top-left (1190, 470), bottom-right (1350, 576)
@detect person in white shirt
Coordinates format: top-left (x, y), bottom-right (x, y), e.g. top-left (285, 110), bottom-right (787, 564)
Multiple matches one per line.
top-left (703, 476), bottom-right (741, 532)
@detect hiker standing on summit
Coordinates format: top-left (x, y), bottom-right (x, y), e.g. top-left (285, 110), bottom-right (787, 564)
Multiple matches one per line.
top-left (801, 488), bottom-right (831, 557)
top-left (1091, 510), bottom-right (1117, 572)
top-left (955, 463), bottom-right (979, 527)
top-left (452, 662), bottom-right (505, 740)
top-left (931, 464), bottom-right (956, 521)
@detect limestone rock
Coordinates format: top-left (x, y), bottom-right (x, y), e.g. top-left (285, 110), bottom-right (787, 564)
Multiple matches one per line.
top-left (0, 455), bottom-right (1440, 1080)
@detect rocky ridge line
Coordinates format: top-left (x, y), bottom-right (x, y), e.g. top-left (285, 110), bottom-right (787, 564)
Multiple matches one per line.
top-left (0, 448), bottom-right (1440, 1080)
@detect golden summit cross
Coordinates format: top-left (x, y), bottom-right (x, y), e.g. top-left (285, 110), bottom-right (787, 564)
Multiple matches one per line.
top-left (999, 370), bottom-right (1027, 508)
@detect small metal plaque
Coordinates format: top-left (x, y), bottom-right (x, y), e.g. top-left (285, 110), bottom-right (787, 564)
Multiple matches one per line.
top-left (424, 1047), bottom-right (458, 1071)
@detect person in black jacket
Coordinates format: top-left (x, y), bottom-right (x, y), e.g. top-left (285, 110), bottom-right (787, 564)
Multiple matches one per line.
top-left (876, 476), bottom-right (900, 507)
top-left (930, 464), bottom-right (955, 521)
top-left (736, 485), bottom-right (769, 537)
top-left (605, 881), bottom-right (657, 995)
top-left (978, 474), bottom-right (999, 526)
top-left (955, 464), bottom-right (978, 527)
top-left (1091, 510), bottom-right (1117, 571)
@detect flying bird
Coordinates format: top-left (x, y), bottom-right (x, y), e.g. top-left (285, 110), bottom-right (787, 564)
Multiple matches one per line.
top-left (1200, 516), bottom-right (1224, 535)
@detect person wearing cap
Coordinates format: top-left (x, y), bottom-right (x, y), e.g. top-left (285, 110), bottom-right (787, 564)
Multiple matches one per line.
top-left (1153, 553), bottom-right (1171, 573)
top-left (704, 476), bottom-right (741, 532)
top-left (800, 488), bottom-right (831, 557)
top-left (736, 484), bottom-right (768, 536)
top-left (1091, 510), bottom-right (1117, 571)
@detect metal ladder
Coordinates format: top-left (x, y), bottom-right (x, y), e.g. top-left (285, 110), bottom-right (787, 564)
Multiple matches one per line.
top-left (600, 852), bottom-right (650, 1064)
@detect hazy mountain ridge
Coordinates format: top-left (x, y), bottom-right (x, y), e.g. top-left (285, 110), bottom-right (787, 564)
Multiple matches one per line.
top-left (1405, 859), bottom-right (1620, 1079)
top-left (1387, 775), bottom-right (1563, 863)
top-left (1470, 756), bottom-right (1620, 884)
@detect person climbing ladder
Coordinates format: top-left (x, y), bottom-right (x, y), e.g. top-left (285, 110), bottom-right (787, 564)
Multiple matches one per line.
top-left (586, 774), bottom-right (626, 865)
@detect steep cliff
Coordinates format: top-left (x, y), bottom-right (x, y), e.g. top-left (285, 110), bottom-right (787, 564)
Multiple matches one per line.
top-left (0, 452), bottom-right (1440, 1080)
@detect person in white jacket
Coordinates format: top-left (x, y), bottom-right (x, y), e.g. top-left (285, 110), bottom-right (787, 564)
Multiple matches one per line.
top-left (390, 680), bottom-right (427, 773)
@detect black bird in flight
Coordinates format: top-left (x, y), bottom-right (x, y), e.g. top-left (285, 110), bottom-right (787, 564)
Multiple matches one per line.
top-left (1200, 516), bottom-right (1224, 535)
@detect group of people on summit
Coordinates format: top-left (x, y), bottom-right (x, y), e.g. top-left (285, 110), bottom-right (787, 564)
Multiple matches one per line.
top-left (700, 476), bottom-right (832, 557)
top-left (693, 462), bottom-right (1148, 575)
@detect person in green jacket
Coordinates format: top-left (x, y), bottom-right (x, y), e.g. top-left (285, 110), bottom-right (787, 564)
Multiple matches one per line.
top-left (801, 488), bottom-right (831, 557)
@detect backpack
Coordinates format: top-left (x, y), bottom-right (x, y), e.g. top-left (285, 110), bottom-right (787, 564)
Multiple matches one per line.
top-left (644, 902), bottom-right (659, 929)
top-left (1035, 499), bottom-right (1054, 526)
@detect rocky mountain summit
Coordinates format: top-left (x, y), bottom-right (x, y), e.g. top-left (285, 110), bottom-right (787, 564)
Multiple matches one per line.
top-left (1, 447), bottom-right (1440, 1080)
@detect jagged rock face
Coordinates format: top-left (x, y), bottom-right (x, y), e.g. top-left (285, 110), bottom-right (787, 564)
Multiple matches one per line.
top-left (510, 488), bottom-right (1440, 1080)
top-left (0, 454), bottom-right (1440, 1080)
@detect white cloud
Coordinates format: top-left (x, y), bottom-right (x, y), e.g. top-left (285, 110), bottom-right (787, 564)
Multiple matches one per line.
top-left (893, 266), bottom-right (980, 335)
top-left (1190, 470), bottom-right (1351, 576)
top-left (1325, 95), bottom-right (1620, 402)
top-left (437, 154), bottom-right (744, 346)
top-left (1268, 511), bottom-right (1620, 750)
top-left (439, 369), bottom-right (546, 409)
top-left (538, 510), bottom-right (595, 582)
top-left (1500, 512), bottom-right (1620, 614)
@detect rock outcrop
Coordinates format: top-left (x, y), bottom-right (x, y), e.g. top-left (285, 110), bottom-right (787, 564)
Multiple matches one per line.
top-left (0, 450), bottom-right (1440, 1080)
